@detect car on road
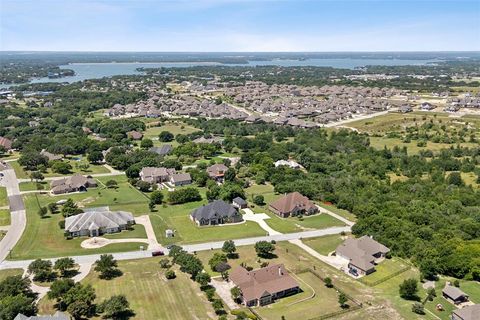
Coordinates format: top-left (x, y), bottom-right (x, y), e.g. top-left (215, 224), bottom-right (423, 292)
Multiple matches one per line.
top-left (151, 250), bottom-right (165, 256)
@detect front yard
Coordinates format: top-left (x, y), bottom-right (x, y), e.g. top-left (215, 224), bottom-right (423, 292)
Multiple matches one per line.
top-left (303, 234), bottom-right (346, 255)
top-left (0, 186), bottom-right (8, 207)
top-left (150, 199), bottom-right (265, 245)
top-left (0, 209), bottom-right (10, 226)
top-left (37, 258), bottom-right (216, 320)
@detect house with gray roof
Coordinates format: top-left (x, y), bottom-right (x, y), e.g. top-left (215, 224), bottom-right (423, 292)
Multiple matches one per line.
top-left (50, 174), bottom-right (97, 195)
top-left (65, 209), bottom-right (135, 237)
top-left (190, 200), bottom-right (243, 226)
top-left (15, 311), bottom-right (70, 320)
top-left (442, 284), bottom-right (469, 305)
top-left (451, 304), bottom-right (480, 320)
top-left (169, 173), bottom-right (192, 186)
top-left (335, 236), bottom-right (390, 277)
top-left (149, 144), bottom-right (172, 156)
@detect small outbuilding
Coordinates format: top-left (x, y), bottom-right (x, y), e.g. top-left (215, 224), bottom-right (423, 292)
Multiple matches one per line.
top-left (442, 284), bottom-right (469, 305)
top-left (232, 197), bottom-right (248, 209)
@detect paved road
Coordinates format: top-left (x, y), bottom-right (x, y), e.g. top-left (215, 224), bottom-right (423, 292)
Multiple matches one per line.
top-left (0, 166), bottom-right (26, 263)
top-left (0, 226), bottom-right (350, 270)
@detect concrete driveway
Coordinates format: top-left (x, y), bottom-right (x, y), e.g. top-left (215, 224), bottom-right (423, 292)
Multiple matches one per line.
top-left (242, 208), bottom-right (280, 236)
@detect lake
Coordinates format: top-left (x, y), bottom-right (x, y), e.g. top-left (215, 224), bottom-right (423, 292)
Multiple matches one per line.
top-left (0, 58), bottom-right (440, 89)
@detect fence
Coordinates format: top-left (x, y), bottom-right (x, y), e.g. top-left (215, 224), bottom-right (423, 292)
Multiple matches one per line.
top-left (358, 265), bottom-right (411, 287)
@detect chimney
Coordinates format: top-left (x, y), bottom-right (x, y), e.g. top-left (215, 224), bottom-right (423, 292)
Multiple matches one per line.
top-left (278, 267), bottom-right (282, 276)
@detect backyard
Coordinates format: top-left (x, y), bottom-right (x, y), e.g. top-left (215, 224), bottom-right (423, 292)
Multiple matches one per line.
top-left (37, 258), bottom-right (216, 320)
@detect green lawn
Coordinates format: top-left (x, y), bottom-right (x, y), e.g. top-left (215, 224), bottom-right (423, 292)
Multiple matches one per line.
top-left (0, 268), bottom-right (23, 282)
top-left (303, 234), bottom-right (346, 255)
top-left (359, 257), bottom-right (410, 286)
top-left (150, 199), bottom-right (265, 245)
top-left (19, 181), bottom-right (48, 192)
top-left (9, 161), bottom-right (29, 179)
top-left (256, 271), bottom-right (345, 320)
top-left (103, 224), bottom-right (147, 239)
top-left (317, 203), bottom-right (357, 222)
top-left (0, 209), bottom-right (10, 226)
top-left (143, 122), bottom-right (200, 139)
top-left (11, 177), bottom-right (151, 260)
top-left (0, 187), bottom-right (8, 207)
top-left (37, 258), bottom-right (216, 320)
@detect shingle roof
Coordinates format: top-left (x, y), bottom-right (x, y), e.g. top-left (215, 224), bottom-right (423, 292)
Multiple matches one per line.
top-left (452, 304), bottom-right (480, 320)
top-left (443, 285), bottom-right (468, 301)
top-left (233, 197), bottom-right (247, 205)
top-left (170, 173), bottom-right (191, 183)
top-left (14, 311), bottom-right (70, 320)
top-left (190, 200), bottom-right (238, 221)
top-left (336, 236), bottom-right (390, 271)
top-left (230, 264), bottom-right (299, 302)
top-left (269, 192), bottom-right (316, 215)
top-left (0, 136), bottom-right (12, 150)
top-left (149, 144), bottom-right (172, 156)
top-left (65, 210), bottom-right (134, 233)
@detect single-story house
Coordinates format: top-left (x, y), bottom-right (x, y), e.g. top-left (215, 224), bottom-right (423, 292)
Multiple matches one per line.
top-left (0, 136), bottom-right (13, 150)
top-left (50, 174), bottom-right (97, 194)
top-left (443, 285), bottom-right (469, 305)
top-left (232, 197), bottom-right (248, 209)
top-left (268, 192), bottom-right (318, 218)
top-left (169, 173), bottom-right (192, 186)
top-left (15, 311), bottom-right (70, 320)
top-left (399, 104), bottom-right (413, 113)
top-left (149, 144), bottom-right (173, 156)
top-left (190, 200), bottom-right (243, 226)
top-left (274, 159), bottom-right (301, 169)
top-left (41, 149), bottom-right (63, 161)
top-left (420, 102), bottom-right (436, 110)
top-left (127, 130), bottom-right (143, 140)
top-left (207, 163), bottom-right (229, 182)
top-left (451, 304), bottom-right (480, 320)
top-left (140, 167), bottom-right (176, 183)
top-left (230, 264), bottom-right (300, 307)
top-left (65, 209), bottom-right (135, 237)
top-left (335, 236), bottom-right (390, 277)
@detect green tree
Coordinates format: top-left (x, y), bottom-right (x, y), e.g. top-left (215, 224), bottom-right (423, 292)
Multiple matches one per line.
top-left (37, 206), bottom-right (48, 219)
top-left (47, 202), bottom-right (58, 214)
top-left (51, 161), bottom-right (73, 174)
top-left (28, 259), bottom-right (55, 282)
top-left (222, 240), bottom-right (236, 258)
top-left (47, 278), bottom-right (75, 309)
top-left (150, 190), bottom-right (164, 204)
top-left (0, 294), bottom-right (37, 320)
top-left (105, 179), bottom-right (118, 189)
top-left (30, 171), bottom-right (44, 182)
top-left (159, 131), bottom-right (174, 142)
top-left (54, 257), bottom-right (76, 278)
top-left (140, 138), bottom-right (153, 149)
top-left (231, 286), bottom-right (241, 302)
top-left (412, 302), bottom-right (425, 314)
top-left (195, 272), bottom-right (211, 289)
top-left (254, 241), bottom-right (275, 258)
top-left (61, 198), bottom-right (83, 218)
top-left (208, 253), bottom-right (228, 272)
top-left (98, 295), bottom-right (131, 319)
top-left (399, 278), bottom-right (418, 300)
top-left (447, 172), bottom-right (464, 186)
top-left (94, 254), bottom-right (120, 280)
top-left (87, 150), bottom-right (103, 164)
top-left (324, 277), bottom-right (333, 288)
top-left (136, 180), bottom-right (151, 192)
top-left (338, 292), bottom-right (348, 308)
top-left (253, 195), bottom-right (265, 206)
top-left (165, 269), bottom-right (176, 279)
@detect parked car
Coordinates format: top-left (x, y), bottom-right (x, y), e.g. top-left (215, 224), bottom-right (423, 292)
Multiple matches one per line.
top-left (151, 250), bottom-right (164, 257)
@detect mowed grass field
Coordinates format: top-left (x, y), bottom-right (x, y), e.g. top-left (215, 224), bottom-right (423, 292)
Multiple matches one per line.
top-left (11, 175), bottom-right (150, 260)
top-left (0, 187), bottom-right (8, 207)
top-left (143, 121), bottom-right (200, 139)
top-left (303, 234), bottom-right (346, 255)
top-left (150, 199), bottom-right (265, 245)
top-left (0, 209), bottom-right (10, 226)
top-left (0, 268), bottom-right (23, 282)
top-left (37, 258), bottom-right (216, 320)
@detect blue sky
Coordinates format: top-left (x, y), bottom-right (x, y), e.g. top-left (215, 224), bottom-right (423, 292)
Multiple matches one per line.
top-left (1, 0), bottom-right (479, 51)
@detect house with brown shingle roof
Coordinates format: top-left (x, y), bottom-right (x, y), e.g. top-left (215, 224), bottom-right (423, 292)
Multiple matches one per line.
top-left (127, 130), bottom-right (143, 140)
top-left (0, 136), bottom-right (13, 150)
top-left (50, 174), bottom-right (97, 195)
top-left (268, 192), bottom-right (318, 218)
top-left (140, 167), bottom-right (176, 184)
top-left (206, 163), bottom-right (229, 182)
top-left (230, 264), bottom-right (300, 307)
top-left (335, 236), bottom-right (390, 277)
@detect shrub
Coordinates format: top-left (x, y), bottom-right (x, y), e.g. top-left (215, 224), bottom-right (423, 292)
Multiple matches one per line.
top-left (165, 269), bottom-right (176, 279)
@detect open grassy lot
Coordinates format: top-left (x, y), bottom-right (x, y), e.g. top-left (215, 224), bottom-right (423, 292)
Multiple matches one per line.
top-left (143, 121), bottom-right (200, 139)
top-left (38, 258), bottom-right (216, 320)
top-left (317, 203), bottom-right (357, 222)
top-left (11, 176), bottom-right (151, 260)
top-left (245, 183), bottom-right (279, 205)
top-left (0, 209), bottom-right (11, 226)
top-left (19, 181), bottom-right (48, 192)
top-left (0, 268), bottom-right (23, 282)
top-left (303, 234), bottom-right (346, 255)
top-left (0, 187), bottom-right (8, 207)
top-left (369, 137), bottom-right (477, 155)
top-left (150, 199), bottom-right (265, 245)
